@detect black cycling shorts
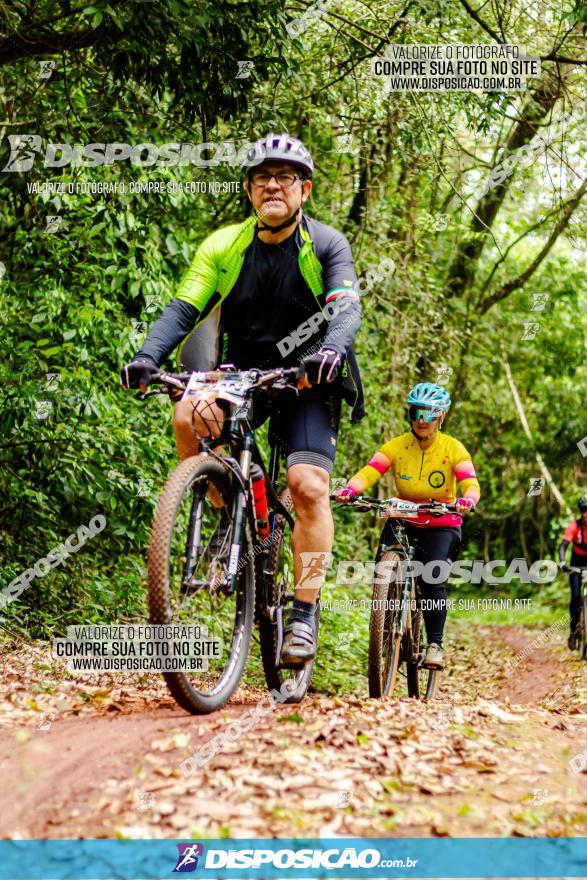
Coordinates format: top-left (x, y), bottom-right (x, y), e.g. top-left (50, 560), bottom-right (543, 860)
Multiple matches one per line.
top-left (252, 390), bottom-right (341, 474)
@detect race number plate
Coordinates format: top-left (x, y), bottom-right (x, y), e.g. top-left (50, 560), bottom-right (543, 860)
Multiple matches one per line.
top-left (378, 499), bottom-right (419, 519)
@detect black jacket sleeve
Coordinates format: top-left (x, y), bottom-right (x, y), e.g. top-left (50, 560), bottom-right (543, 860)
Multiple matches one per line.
top-left (135, 298), bottom-right (200, 366)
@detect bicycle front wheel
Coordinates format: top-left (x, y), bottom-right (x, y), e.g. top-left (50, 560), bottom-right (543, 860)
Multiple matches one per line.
top-left (148, 454), bottom-right (255, 714)
top-left (368, 550), bottom-right (403, 698)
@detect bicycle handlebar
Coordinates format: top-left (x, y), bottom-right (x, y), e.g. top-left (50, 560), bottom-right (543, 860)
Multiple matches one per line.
top-left (137, 366), bottom-right (305, 399)
top-left (330, 493), bottom-right (472, 517)
top-left (329, 494), bottom-right (382, 510)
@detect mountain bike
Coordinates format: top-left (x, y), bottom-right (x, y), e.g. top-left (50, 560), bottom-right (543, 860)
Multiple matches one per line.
top-left (141, 366), bottom-right (319, 714)
top-left (567, 566), bottom-right (587, 659)
top-left (333, 495), bottom-right (463, 700)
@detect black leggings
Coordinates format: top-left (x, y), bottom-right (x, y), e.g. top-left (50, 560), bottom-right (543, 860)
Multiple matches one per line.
top-left (379, 524), bottom-right (461, 646)
top-left (569, 553), bottom-right (587, 631)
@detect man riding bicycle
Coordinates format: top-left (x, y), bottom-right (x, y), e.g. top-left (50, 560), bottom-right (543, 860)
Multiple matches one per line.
top-left (334, 383), bottom-right (480, 671)
top-left (558, 495), bottom-right (587, 650)
top-left (120, 132), bottom-right (364, 668)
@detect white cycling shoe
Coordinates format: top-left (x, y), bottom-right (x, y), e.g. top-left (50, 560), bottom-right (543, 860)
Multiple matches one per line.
top-left (423, 642), bottom-right (444, 669)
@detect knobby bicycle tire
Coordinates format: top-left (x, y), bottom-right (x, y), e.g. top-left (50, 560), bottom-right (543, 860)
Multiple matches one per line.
top-left (148, 454), bottom-right (255, 714)
top-left (368, 550), bottom-right (403, 698)
top-left (406, 605), bottom-right (440, 700)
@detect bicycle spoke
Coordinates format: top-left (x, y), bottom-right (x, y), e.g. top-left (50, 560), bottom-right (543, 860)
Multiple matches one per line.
top-left (148, 456), bottom-right (255, 713)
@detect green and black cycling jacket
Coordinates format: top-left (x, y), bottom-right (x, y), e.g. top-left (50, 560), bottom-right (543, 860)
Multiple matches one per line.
top-left (136, 213), bottom-right (365, 422)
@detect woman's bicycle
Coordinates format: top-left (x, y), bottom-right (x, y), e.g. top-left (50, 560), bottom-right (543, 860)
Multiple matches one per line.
top-left (567, 566), bottom-right (587, 658)
top-left (141, 366), bottom-right (319, 714)
top-left (333, 494), bottom-right (462, 700)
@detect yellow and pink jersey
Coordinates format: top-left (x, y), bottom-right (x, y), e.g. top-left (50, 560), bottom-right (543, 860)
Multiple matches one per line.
top-left (349, 431), bottom-right (480, 527)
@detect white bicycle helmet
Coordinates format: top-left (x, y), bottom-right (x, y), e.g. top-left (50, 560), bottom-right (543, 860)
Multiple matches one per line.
top-left (241, 132), bottom-right (314, 177)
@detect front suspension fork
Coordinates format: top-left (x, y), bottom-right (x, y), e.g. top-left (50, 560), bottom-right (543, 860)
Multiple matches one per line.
top-left (182, 483), bottom-right (204, 584)
top-left (225, 435), bottom-right (254, 592)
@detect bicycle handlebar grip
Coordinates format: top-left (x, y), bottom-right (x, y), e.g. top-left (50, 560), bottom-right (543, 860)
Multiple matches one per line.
top-left (284, 365), bottom-right (306, 382)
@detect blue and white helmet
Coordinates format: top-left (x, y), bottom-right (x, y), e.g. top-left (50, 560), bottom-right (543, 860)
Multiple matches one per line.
top-left (407, 383), bottom-right (451, 415)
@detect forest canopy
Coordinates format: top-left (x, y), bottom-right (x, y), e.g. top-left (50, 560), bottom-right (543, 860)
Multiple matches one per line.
top-left (1, 0), bottom-right (586, 634)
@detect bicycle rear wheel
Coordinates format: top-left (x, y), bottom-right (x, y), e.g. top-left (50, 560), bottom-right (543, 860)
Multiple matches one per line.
top-left (581, 594), bottom-right (587, 660)
top-left (406, 605), bottom-right (440, 699)
top-left (148, 454), bottom-right (255, 714)
top-left (368, 551), bottom-right (403, 698)
top-left (257, 489), bottom-right (319, 704)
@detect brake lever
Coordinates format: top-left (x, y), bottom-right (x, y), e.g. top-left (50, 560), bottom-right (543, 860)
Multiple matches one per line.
top-left (157, 372), bottom-right (187, 389)
top-left (137, 388), bottom-right (169, 400)
top-left (265, 382), bottom-right (300, 397)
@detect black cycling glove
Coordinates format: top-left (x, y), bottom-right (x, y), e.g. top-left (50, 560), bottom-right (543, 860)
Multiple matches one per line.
top-left (120, 357), bottom-right (158, 389)
top-left (303, 348), bottom-right (341, 384)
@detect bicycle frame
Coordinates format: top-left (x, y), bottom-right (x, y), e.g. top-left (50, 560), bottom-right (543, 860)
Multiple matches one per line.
top-left (379, 519), bottom-right (416, 635)
top-left (150, 367), bottom-right (299, 598)
top-left (211, 425), bottom-right (295, 666)
top-left (186, 427), bottom-right (291, 597)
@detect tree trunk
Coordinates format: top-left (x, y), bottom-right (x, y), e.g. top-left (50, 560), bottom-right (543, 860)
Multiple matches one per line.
top-left (444, 75), bottom-right (566, 302)
top-left (483, 525), bottom-right (490, 564)
top-left (503, 358), bottom-right (572, 517)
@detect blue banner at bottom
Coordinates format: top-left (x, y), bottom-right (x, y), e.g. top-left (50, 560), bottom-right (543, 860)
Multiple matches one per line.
top-left (0, 838), bottom-right (585, 879)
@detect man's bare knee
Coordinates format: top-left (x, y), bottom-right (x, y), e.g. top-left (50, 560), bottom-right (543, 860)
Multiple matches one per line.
top-left (173, 400), bottom-right (201, 460)
top-left (173, 399), bottom-right (196, 432)
top-left (288, 465), bottom-right (330, 512)
top-left (173, 398), bottom-right (223, 440)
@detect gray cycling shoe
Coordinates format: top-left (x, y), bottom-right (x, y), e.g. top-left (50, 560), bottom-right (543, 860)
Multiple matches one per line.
top-left (423, 642), bottom-right (444, 669)
top-left (280, 620), bottom-right (316, 668)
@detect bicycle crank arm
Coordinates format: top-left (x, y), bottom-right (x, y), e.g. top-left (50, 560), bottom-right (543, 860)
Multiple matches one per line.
top-left (274, 605), bottom-right (285, 669)
top-left (266, 590), bottom-right (295, 621)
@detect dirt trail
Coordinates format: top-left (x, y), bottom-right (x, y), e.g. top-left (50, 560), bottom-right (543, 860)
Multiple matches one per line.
top-left (495, 626), bottom-right (565, 705)
top-left (1, 621), bottom-right (586, 840)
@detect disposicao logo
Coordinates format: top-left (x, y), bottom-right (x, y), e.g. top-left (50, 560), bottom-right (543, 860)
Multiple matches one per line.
top-left (2, 135), bottom-right (263, 172)
top-left (173, 843), bottom-right (204, 872)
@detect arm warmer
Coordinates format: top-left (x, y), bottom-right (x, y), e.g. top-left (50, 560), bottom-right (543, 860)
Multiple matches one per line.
top-left (454, 460), bottom-right (481, 504)
top-left (349, 454), bottom-right (391, 492)
top-left (559, 539), bottom-right (569, 563)
top-left (322, 294), bottom-right (362, 357)
top-left (135, 298), bottom-right (200, 366)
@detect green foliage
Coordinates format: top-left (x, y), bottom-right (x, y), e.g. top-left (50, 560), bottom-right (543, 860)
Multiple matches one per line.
top-left (1, 0), bottom-right (586, 648)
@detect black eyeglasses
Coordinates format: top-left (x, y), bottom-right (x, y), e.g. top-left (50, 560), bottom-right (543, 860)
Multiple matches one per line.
top-left (249, 171), bottom-right (303, 187)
